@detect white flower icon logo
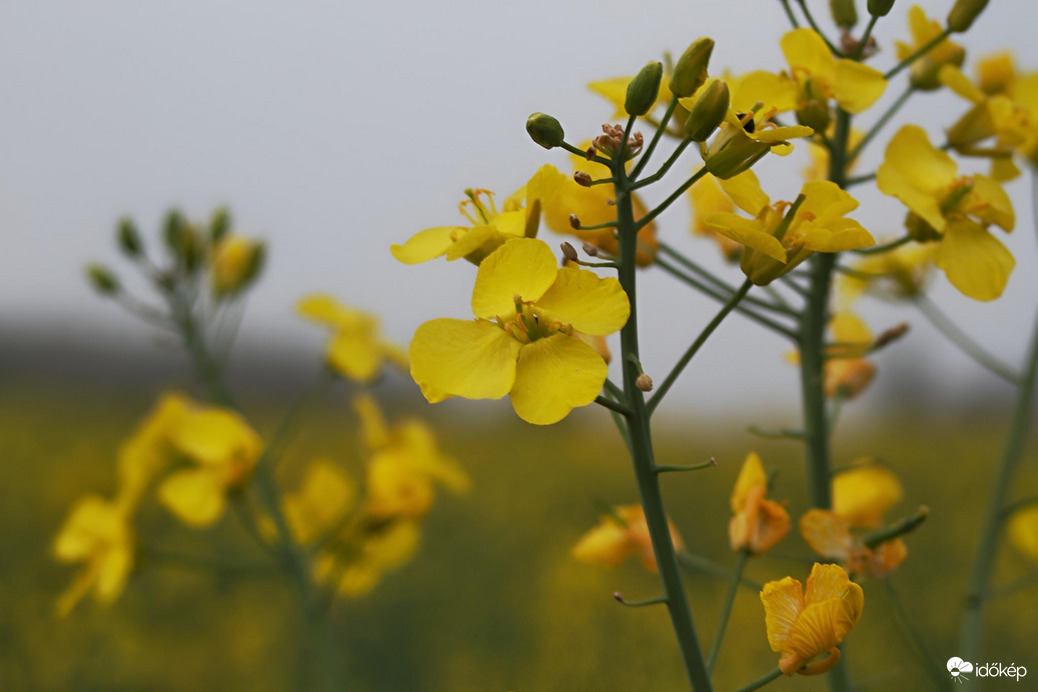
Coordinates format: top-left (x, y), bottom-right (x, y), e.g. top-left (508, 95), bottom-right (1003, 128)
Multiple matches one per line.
top-left (948, 657), bottom-right (974, 683)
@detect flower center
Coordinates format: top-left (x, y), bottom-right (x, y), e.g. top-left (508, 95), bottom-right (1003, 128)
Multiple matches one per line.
top-left (459, 189), bottom-right (499, 225)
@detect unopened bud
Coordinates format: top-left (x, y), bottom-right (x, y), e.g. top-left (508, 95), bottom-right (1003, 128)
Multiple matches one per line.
top-left (163, 209), bottom-right (185, 254)
top-left (581, 241), bottom-right (600, 257)
top-left (670, 37), bottom-right (714, 97)
top-left (210, 207), bottom-right (231, 242)
top-left (635, 373), bottom-right (654, 392)
top-left (86, 264), bottom-right (120, 295)
top-left (867, 0), bottom-right (895, 17)
top-left (526, 112), bottom-right (565, 149)
top-left (684, 80), bottom-right (729, 141)
top-left (625, 61), bottom-right (663, 117)
top-left (212, 235), bottom-right (266, 297)
top-left (574, 171), bottom-right (593, 187)
top-left (560, 242), bottom-right (579, 262)
top-left (569, 214), bottom-right (581, 230)
top-left (872, 322), bottom-right (910, 351)
top-left (585, 146), bottom-right (598, 160)
top-left (117, 218), bottom-right (142, 257)
top-left (947, 0), bottom-right (989, 32)
top-left (829, 0), bottom-right (858, 28)
top-left (796, 98), bottom-right (832, 133)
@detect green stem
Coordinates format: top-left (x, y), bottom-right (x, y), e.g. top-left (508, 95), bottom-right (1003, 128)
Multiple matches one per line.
top-left (779, 0), bottom-right (800, 27)
top-left (633, 138), bottom-right (693, 189)
top-left (677, 551), bottom-right (762, 590)
top-left (852, 235), bottom-right (911, 255)
top-left (632, 96), bottom-right (680, 179)
top-left (734, 667), bottom-right (783, 692)
top-left (648, 280), bottom-right (753, 415)
top-left (795, 0), bottom-right (842, 55)
top-left (595, 395), bottom-right (632, 416)
top-left (884, 579), bottom-right (950, 691)
top-left (706, 549), bottom-right (749, 674)
top-left (613, 161), bottom-right (713, 692)
top-left (636, 167), bottom-right (708, 230)
top-left (885, 29), bottom-right (952, 80)
top-left (960, 307), bottom-right (1038, 659)
top-left (854, 15), bottom-right (879, 60)
top-left (914, 294), bottom-right (1020, 385)
top-left (848, 84), bottom-right (915, 162)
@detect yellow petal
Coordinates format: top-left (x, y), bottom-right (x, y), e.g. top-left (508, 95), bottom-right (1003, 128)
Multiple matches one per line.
top-left (761, 576), bottom-right (804, 653)
top-left (798, 217), bottom-right (875, 253)
top-left (572, 515), bottom-right (635, 568)
top-left (509, 334), bottom-right (607, 425)
top-left (285, 459), bottom-right (356, 544)
top-left (705, 213), bottom-right (788, 262)
top-left (534, 266), bottom-right (630, 336)
top-left (969, 175), bottom-right (1015, 231)
top-left (390, 226), bottom-right (458, 264)
top-left (95, 547), bottom-right (133, 603)
top-left (690, 175), bottom-right (734, 234)
top-left (719, 169), bottom-right (771, 216)
top-left (410, 318), bottom-right (521, 403)
top-left (755, 125), bottom-right (814, 144)
top-left (731, 71), bottom-right (799, 113)
top-left (54, 495), bottom-right (127, 562)
top-left (730, 451), bottom-right (767, 512)
top-left (471, 238), bottom-right (558, 320)
top-left (297, 294), bottom-right (371, 330)
top-left (393, 420), bottom-right (471, 493)
top-left (327, 328), bottom-right (383, 382)
top-left (157, 468), bottom-right (227, 527)
top-left (877, 126), bottom-right (957, 230)
top-left (939, 64), bottom-right (986, 104)
top-left (789, 580), bottom-right (863, 665)
top-left (831, 60), bottom-right (887, 113)
top-left (354, 394), bottom-right (390, 450)
top-left (168, 406), bottom-right (262, 469)
top-left (781, 28), bottom-right (835, 81)
top-left (1008, 506), bottom-right (1038, 563)
top-left (443, 224), bottom-right (496, 261)
top-left (934, 219), bottom-right (1015, 302)
top-left (799, 509), bottom-right (853, 560)
top-left (832, 464), bottom-right (903, 528)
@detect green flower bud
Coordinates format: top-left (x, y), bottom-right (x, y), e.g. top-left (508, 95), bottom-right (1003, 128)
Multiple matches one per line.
top-left (669, 38), bottom-right (714, 98)
top-left (796, 98), bottom-right (832, 133)
top-left (525, 112), bottom-right (565, 149)
top-left (163, 209), bottom-right (185, 255)
top-left (117, 218), bottom-right (142, 257)
top-left (625, 61), bottom-right (663, 117)
top-left (684, 80), bottom-right (730, 142)
top-left (830, 0), bottom-right (858, 28)
top-left (947, 0), bottom-right (989, 32)
top-left (867, 0), bottom-right (895, 17)
top-left (86, 264), bottom-right (120, 295)
top-left (210, 207), bottom-right (231, 243)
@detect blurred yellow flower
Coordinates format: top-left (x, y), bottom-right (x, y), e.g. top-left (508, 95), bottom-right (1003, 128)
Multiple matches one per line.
top-left (728, 452), bottom-right (791, 555)
top-left (976, 52), bottom-right (1016, 96)
top-left (1007, 505), bottom-right (1038, 563)
top-left (53, 495), bottom-right (134, 617)
top-left (572, 504), bottom-right (685, 573)
top-left (115, 392), bottom-right (189, 514)
top-left (832, 464), bottom-right (903, 529)
top-left (297, 294), bottom-right (408, 382)
top-left (390, 166), bottom-right (556, 265)
top-left (837, 242), bottom-right (934, 306)
top-left (316, 519), bottom-right (422, 598)
top-left (410, 238), bottom-right (629, 425)
top-left (894, 6), bottom-right (965, 90)
top-left (780, 28), bottom-right (886, 114)
top-left (688, 174), bottom-right (744, 261)
top-left (539, 151), bottom-right (659, 266)
top-left (211, 234), bottom-right (265, 298)
top-left (157, 401), bottom-right (263, 528)
top-left (824, 313), bottom-right (876, 399)
top-left (877, 125), bottom-right (1015, 301)
top-left (282, 459), bottom-right (356, 545)
top-left (705, 177), bottom-right (873, 285)
top-left (940, 64), bottom-right (1029, 156)
top-left (761, 563), bottom-right (864, 676)
top-left (355, 394), bottom-right (469, 519)
top-left (803, 127), bottom-right (863, 182)
top-left (800, 509), bottom-right (907, 579)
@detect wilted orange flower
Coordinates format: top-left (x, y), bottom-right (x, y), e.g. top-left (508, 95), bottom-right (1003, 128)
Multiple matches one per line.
top-left (800, 509), bottom-right (908, 579)
top-left (728, 452), bottom-right (790, 555)
top-left (572, 505), bottom-right (685, 573)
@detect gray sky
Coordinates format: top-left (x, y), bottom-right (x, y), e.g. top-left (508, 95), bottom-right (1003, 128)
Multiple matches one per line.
top-left (2, 0), bottom-right (1036, 416)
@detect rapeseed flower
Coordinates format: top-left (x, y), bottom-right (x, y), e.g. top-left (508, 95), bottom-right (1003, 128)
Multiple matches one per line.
top-left (297, 294), bottom-right (408, 382)
top-left (282, 459), bottom-right (356, 546)
top-left (572, 504), bottom-right (685, 573)
top-left (800, 509), bottom-right (908, 579)
top-left (833, 464), bottom-right (904, 529)
top-left (780, 28), bottom-right (886, 114)
top-left (728, 452), bottom-right (791, 555)
top-left (895, 6), bottom-right (965, 90)
top-left (211, 234), bottom-right (265, 298)
top-left (53, 495), bottom-right (134, 617)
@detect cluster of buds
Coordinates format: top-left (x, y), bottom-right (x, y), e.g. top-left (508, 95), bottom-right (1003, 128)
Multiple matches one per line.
top-left (593, 123), bottom-right (644, 160)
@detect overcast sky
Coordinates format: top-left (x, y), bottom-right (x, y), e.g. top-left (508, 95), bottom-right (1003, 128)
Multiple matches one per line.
top-left (2, 0), bottom-right (1036, 416)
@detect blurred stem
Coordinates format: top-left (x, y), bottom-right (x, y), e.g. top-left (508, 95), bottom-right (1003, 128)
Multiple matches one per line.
top-left (706, 549), bottom-right (749, 674)
top-left (677, 551), bottom-right (762, 590)
top-left (913, 294), bottom-right (1020, 385)
top-left (632, 95), bottom-right (679, 179)
top-left (885, 29), bottom-right (951, 80)
top-left (848, 84), bottom-right (914, 162)
top-left (960, 306), bottom-right (1038, 660)
top-left (734, 667), bottom-right (783, 692)
top-left (884, 579), bottom-right (950, 691)
top-left (613, 160), bottom-right (713, 692)
top-left (795, 0), bottom-right (841, 55)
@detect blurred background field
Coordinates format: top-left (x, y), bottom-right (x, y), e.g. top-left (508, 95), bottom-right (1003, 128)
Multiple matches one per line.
top-left (3, 363), bottom-right (1035, 691)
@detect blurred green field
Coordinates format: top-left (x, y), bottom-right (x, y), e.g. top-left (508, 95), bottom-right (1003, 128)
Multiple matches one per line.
top-left (2, 378), bottom-right (1036, 691)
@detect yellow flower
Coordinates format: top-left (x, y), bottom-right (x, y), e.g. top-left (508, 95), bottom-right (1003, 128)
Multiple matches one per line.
top-left (760, 563), bottom-right (864, 676)
top-left (115, 393), bottom-right (189, 514)
top-left (588, 74), bottom-right (673, 120)
top-left (1008, 505), bottom-right (1038, 563)
top-left (297, 294), bottom-right (408, 382)
top-left (390, 166), bottom-right (557, 265)
top-left (940, 64), bottom-right (1030, 155)
top-left (832, 464), bottom-right (903, 529)
top-left (976, 52), bottom-right (1016, 96)
top-left (837, 242), bottom-right (935, 305)
top-left (354, 394), bottom-right (469, 519)
top-left (211, 234), bottom-right (265, 297)
top-left (410, 238), bottom-right (630, 425)
top-left (877, 125), bottom-right (1015, 301)
top-left (728, 452), bottom-right (791, 555)
top-left (894, 6), bottom-right (965, 90)
top-left (539, 153), bottom-right (659, 266)
top-left (688, 174), bottom-right (743, 261)
top-left (316, 519), bottom-right (422, 598)
top-left (282, 459), bottom-right (356, 545)
top-left (572, 504), bottom-right (685, 573)
top-left (800, 509), bottom-right (908, 579)
top-left (786, 313), bottom-right (876, 399)
top-left (780, 28), bottom-right (886, 114)
top-left (803, 127), bottom-right (864, 182)
top-left (705, 175), bottom-right (873, 285)
top-left (53, 495), bottom-right (134, 617)
top-left (156, 401), bottom-right (263, 527)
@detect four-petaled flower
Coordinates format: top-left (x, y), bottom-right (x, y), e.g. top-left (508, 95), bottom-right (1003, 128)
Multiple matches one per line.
top-left (297, 294), bottom-right (408, 382)
top-left (778, 28), bottom-right (886, 114)
top-left (409, 238), bottom-right (630, 425)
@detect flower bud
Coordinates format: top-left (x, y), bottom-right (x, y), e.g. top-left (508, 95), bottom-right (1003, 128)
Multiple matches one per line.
top-left (560, 242), bottom-right (578, 262)
top-left (210, 207), bottom-right (231, 243)
top-left (163, 209), bottom-right (185, 255)
top-left (635, 373), bottom-right (654, 392)
top-left (625, 61), bottom-right (663, 117)
top-left (212, 235), bottom-right (266, 297)
top-left (684, 80), bottom-right (730, 142)
top-left (830, 0), bottom-right (858, 28)
top-left (569, 214), bottom-right (581, 230)
top-left (947, 0), bottom-right (989, 32)
top-left (117, 218), bottom-right (142, 257)
top-left (669, 38), bottom-right (714, 97)
top-left (573, 171), bottom-right (593, 187)
top-left (86, 264), bottom-right (120, 295)
top-left (526, 113), bottom-right (565, 149)
top-left (796, 98), bottom-right (832, 133)
top-left (867, 0), bottom-right (895, 17)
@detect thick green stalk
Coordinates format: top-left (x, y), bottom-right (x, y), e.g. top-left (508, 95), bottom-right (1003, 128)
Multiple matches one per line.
top-left (614, 164), bottom-right (712, 692)
top-left (960, 308), bottom-right (1038, 660)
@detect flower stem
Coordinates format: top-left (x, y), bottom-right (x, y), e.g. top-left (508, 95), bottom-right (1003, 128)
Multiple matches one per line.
top-left (734, 667), bottom-right (783, 692)
top-left (707, 549), bottom-right (750, 674)
top-left (848, 83), bottom-right (915, 162)
top-left (885, 29), bottom-right (952, 80)
top-left (913, 294), bottom-right (1020, 385)
top-left (613, 162), bottom-right (713, 692)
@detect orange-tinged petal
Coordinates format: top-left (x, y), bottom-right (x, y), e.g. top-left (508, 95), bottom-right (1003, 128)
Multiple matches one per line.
top-left (509, 334), bottom-right (607, 425)
top-left (800, 509), bottom-right (854, 560)
top-left (730, 451), bottom-right (768, 512)
top-left (410, 318), bottom-right (521, 403)
top-left (471, 238), bottom-right (558, 319)
top-left (572, 516), bottom-right (635, 568)
top-left (761, 576), bottom-right (804, 653)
